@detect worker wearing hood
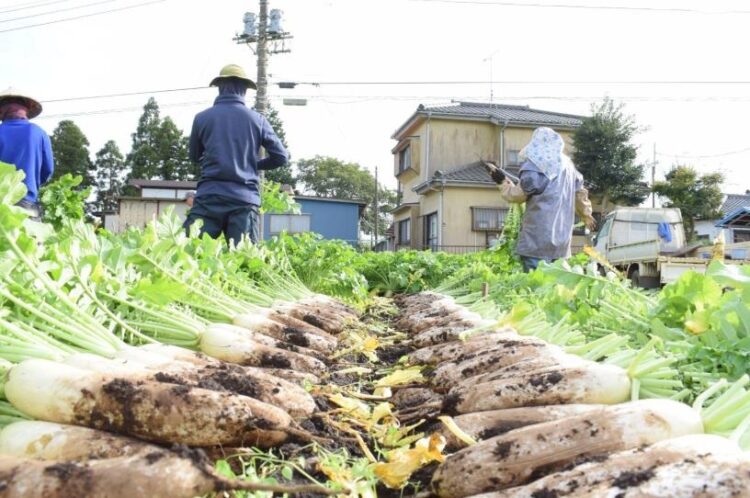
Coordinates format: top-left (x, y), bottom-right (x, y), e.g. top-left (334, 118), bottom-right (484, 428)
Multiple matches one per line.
top-left (495, 127), bottom-right (595, 272)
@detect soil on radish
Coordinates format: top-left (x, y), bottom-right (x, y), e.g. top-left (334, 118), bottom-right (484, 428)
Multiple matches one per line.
top-left (283, 327), bottom-right (312, 347)
top-left (260, 352), bottom-right (293, 369)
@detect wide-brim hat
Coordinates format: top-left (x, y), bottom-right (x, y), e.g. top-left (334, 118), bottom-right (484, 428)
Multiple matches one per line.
top-left (210, 64), bottom-right (257, 90)
top-left (0, 88), bottom-right (42, 119)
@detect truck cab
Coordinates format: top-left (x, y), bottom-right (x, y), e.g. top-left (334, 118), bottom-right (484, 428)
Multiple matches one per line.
top-left (592, 207), bottom-right (695, 287)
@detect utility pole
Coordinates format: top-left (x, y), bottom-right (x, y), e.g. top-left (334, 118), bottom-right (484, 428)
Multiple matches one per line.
top-left (255, 0), bottom-right (269, 115)
top-left (234, 3), bottom-right (292, 241)
top-left (234, 2), bottom-right (292, 115)
top-left (652, 144), bottom-right (657, 208)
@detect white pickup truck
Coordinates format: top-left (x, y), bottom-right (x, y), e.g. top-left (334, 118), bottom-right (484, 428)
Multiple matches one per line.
top-left (591, 207), bottom-right (748, 287)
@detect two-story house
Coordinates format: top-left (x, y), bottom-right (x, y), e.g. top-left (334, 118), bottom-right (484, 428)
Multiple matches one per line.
top-left (390, 102), bottom-right (585, 252)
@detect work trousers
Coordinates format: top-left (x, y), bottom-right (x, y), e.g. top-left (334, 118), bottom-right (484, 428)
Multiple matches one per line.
top-left (183, 194), bottom-right (260, 245)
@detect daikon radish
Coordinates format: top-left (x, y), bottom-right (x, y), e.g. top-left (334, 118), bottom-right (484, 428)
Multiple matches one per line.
top-left (0, 449), bottom-right (334, 498)
top-left (431, 399), bottom-right (704, 497)
top-left (4, 359), bottom-right (292, 447)
top-left (406, 329), bottom-right (534, 366)
top-left (444, 362), bottom-right (631, 414)
top-left (439, 405), bottom-right (604, 451)
top-left (482, 434), bottom-right (744, 498)
top-left (431, 343), bottom-right (577, 393)
top-left (232, 313), bottom-right (336, 353)
top-left (0, 421), bottom-right (157, 460)
top-left (413, 320), bottom-right (495, 348)
top-left (199, 324), bottom-right (327, 374)
top-left (65, 351), bottom-right (316, 418)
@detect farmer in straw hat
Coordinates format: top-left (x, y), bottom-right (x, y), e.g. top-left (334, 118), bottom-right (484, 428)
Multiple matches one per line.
top-left (489, 127), bottom-right (596, 272)
top-left (184, 64), bottom-right (288, 245)
top-left (0, 88), bottom-right (54, 220)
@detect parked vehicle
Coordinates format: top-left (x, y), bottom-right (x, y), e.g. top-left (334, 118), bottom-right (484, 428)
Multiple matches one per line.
top-left (592, 207), bottom-right (748, 287)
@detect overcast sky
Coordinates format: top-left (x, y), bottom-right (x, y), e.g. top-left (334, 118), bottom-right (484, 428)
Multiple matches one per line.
top-left (4, 0), bottom-right (750, 196)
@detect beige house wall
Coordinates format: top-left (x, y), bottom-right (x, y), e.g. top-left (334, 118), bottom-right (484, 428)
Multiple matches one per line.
top-left (440, 187), bottom-right (509, 247)
top-left (427, 120), bottom-right (497, 175)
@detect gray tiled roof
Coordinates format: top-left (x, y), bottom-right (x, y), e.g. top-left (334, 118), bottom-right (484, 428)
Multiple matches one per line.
top-left (721, 194), bottom-right (750, 215)
top-left (440, 162), bottom-right (494, 184)
top-left (421, 102), bottom-right (585, 128)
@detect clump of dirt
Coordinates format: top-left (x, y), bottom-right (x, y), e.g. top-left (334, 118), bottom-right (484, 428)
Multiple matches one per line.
top-left (612, 468), bottom-right (655, 489)
top-left (377, 343), bottom-right (413, 364)
top-left (101, 378), bottom-right (145, 432)
top-left (283, 327), bottom-right (311, 347)
top-left (478, 420), bottom-right (530, 440)
top-left (529, 372), bottom-right (564, 392)
top-left (197, 368), bottom-right (260, 399)
top-left (493, 440), bottom-right (514, 458)
top-left (260, 353), bottom-right (292, 369)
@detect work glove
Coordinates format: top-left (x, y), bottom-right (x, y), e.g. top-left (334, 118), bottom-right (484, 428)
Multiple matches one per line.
top-left (483, 161), bottom-right (506, 184)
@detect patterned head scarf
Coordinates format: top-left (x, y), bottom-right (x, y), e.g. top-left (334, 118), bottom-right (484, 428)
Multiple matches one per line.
top-left (519, 127), bottom-right (566, 181)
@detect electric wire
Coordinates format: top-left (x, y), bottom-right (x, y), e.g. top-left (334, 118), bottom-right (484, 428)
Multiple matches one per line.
top-left (0, 0), bottom-right (115, 24)
top-left (0, 0), bottom-right (71, 15)
top-left (0, 0), bottom-right (164, 33)
top-left (407, 0), bottom-right (750, 15)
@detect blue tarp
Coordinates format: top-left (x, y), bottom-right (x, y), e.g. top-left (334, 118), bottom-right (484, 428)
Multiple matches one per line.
top-left (716, 206), bottom-right (750, 228)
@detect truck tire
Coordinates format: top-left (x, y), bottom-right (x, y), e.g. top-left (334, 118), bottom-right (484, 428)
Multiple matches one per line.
top-left (630, 269), bottom-right (641, 288)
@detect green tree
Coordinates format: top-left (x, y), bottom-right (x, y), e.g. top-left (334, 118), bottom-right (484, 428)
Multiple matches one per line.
top-left (126, 97), bottom-right (161, 181)
top-left (156, 117), bottom-right (193, 180)
top-left (263, 105), bottom-right (295, 187)
top-left (126, 99), bottom-right (193, 182)
top-left (653, 165), bottom-right (724, 241)
top-left (93, 140), bottom-right (126, 213)
top-left (297, 155), bottom-right (396, 236)
top-left (50, 120), bottom-right (93, 187)
top-left (572, 98), bottom-right (648, 213)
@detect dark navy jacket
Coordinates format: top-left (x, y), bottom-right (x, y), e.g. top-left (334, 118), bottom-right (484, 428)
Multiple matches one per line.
top-left (189, 92), bottom-right (288, 205)
top-left (0, 119), bottom-right (54, 203)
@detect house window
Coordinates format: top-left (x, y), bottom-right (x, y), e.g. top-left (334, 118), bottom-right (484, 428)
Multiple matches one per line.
top-left (506, 149), bottom-right (521, 166)
top-left (424, 212), bottom-right (438, 250)
top-left (269, 214), bottom-right (311, 235)
top-left (398, 145), bottom-right (412, 173)
top-left (398, 218), bottom-right (411, 244)
top-left (472, 207), bottom-right (508, 231)
top-left (734, 230), bottom-right (750, 243)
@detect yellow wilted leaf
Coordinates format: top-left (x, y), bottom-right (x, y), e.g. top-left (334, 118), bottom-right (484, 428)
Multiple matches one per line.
top-left (375, 367), bottom-right (425, 387)
top-left (371, 402), bottom-right (393, 425)
top-left (373, 434), bottom-right (447, 489)
top-left (363, 336), bottom-right (380, 352)
top-left (329, 393), bottom-right (371, 420)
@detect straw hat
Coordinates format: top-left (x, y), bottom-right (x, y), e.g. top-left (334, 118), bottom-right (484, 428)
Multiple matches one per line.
top-left (209, 64), bottom-right (257, 90)
top-left (0, 88), bottom-right (42, 119)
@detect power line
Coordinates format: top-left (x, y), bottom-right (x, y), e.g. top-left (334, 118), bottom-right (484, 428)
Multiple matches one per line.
top-left (0, 0), bottom-right (164, 33)
top-left (286, 80), bottom-right (750, 86)
top-left (39, 82), bottom-right (750, 104)
top-left (0, 0), bottom-right (70, 15)
top-left (657, 147), bottom-right (750, 160)
top-left (0, 0), bottom-right (115, 23)
top-left (44, 86), bottom-right (208, 103)
top-left (408, 0), bottom-right (750, 15)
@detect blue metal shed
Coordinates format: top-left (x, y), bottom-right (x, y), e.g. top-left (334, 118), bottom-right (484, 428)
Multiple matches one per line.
top-left (262, 195), bottom-right (366, 245)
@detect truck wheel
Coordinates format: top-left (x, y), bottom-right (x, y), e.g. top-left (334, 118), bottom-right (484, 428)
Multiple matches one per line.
top-left (630, 270), bottom-right (640, 288)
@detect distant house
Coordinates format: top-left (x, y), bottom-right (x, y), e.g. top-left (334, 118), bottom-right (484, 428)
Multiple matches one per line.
top-left (105, 180), bottom-right (365, 244)
top-left (390, 102), bottom-right (587, 253)
top-left (104, 179), bottom-right (196, 232)
top-left (263, 195), bottom-right (366, 245)
top-left (694, 191), bottom-right (750, 244)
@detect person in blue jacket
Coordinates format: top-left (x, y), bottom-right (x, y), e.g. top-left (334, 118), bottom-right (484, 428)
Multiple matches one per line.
top-left (185, 64), bottom-right (288, 245)
top-left (0, 88), bottom-right (54, 220)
